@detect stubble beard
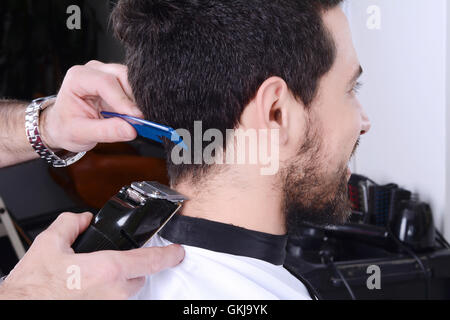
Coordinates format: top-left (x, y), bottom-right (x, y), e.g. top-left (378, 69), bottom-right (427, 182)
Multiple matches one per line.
top-left (280, 120), bottom-right (352, 236)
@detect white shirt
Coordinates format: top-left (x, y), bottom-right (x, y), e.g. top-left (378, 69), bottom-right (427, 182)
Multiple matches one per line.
top-left (133, 234), bottom-right (311, 300)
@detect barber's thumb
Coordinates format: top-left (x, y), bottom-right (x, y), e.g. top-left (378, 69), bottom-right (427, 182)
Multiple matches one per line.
top-left (46, 212), bottom-right (93, 246)
top-left (123, 244), bottom-right (185, 278)
top-left (157, 244), bottom-right (185, 267)
top-left (113, 120), bottom-right (138, 141)
top-left (101, 118), bottom-right (137, 142)
top-left (78, 118), bottom-right (137, 144)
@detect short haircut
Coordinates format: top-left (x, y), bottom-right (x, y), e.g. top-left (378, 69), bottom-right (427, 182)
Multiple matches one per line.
top-left (112, 0), bottom-right (343, 185)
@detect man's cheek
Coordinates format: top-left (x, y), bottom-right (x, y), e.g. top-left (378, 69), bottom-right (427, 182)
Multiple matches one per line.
top-left (320, 139), bottom-right (342, 173)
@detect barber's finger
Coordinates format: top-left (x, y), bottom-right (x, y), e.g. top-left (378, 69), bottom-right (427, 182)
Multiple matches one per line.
top-left (64, 66), bottom-right (140, 117)
top-left (45, 212), bottom-right (93, 247)
top-left (85, 61), bottom-right (138, 106)
top-left (117, 245), bottom-right (185, 279)
top-left (71, 117), bottom-right (137, 144)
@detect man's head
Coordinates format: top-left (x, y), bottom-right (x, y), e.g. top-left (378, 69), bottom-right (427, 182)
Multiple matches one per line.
top-left (112, 0), bottom-right (371, 231)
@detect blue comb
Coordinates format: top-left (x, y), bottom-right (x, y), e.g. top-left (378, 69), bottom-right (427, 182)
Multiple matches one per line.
top-left (101, 112), bottom-right (188, 150)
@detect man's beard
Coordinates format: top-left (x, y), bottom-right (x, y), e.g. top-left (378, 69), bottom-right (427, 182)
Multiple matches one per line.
top-left (280, 121), bottom-right (353, 236)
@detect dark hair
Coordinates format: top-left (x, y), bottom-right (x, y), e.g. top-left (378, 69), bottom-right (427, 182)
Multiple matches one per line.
top-left (112, 0), bottom-right (343, 185)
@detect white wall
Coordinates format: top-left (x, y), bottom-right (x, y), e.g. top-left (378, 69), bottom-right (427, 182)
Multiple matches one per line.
top-left (345, 0), bottom-right (448, 235)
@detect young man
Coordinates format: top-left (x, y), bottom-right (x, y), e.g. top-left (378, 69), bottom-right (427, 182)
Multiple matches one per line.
top-left (112, 0), bottom-right (371, 299)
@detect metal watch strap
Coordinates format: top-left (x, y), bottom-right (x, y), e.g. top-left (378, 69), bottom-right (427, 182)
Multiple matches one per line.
top-left (25, 96), bottom-right (86, 168)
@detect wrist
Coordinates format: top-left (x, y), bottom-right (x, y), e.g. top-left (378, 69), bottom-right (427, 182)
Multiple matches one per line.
top-left (39, 104), bottom-right (62, 152)
top-left (25, 96), bottom-right (86, 168)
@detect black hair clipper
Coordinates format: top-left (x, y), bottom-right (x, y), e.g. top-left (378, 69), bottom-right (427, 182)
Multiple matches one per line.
top-left (73, 181), bottom-right (188, 253)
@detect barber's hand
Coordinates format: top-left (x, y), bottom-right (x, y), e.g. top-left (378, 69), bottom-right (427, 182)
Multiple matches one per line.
top-left (40, 60), bottom-right (143, 153)
top-left (0, 212), bottom-right (184, 300)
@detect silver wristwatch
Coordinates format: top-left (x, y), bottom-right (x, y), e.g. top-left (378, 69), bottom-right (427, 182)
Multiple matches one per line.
top-left (25, 96), bottom-right (86, 168)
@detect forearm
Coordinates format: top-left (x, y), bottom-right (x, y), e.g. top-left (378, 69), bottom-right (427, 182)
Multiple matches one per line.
top-left (0, 100), bottom-right (38, 168)
top-left (0, 62), bottom-right (141, 169)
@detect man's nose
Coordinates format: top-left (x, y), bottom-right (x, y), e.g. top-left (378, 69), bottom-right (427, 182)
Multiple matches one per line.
top-left (360, 109), bottom-right (371, 135)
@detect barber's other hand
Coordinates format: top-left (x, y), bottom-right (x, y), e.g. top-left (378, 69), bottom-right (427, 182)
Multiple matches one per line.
top-left (41, 60), bottom-right (143, 153)
top-left (0, 212), bottom-right (184, 300)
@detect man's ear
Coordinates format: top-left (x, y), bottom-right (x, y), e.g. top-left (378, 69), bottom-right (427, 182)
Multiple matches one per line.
top-left (240, 77), bottom-right (292, 145)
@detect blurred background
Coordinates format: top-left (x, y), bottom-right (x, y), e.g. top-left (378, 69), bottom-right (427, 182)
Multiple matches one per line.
top-left (343, 0), bottom-right (449, 238)
top-left (1, 0), bottom-right (101, 99)
top-left (0, 0), bottom-right (449, 299)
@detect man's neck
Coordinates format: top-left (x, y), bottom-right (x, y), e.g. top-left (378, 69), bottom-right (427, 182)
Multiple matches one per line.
top-left (174, 167), bottom-right (286, 236)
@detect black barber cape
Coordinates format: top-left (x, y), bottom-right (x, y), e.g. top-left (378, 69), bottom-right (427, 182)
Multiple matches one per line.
top-left (133, 214), bottom-right (311, 300)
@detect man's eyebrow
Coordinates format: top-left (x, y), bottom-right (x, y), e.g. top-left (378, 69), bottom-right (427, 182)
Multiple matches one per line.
top-left (349, 65), bottom-right (363, 85)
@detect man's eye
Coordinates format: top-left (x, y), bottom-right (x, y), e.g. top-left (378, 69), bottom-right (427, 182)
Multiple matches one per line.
top-left (351, 81), bottom-right (363, 94)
